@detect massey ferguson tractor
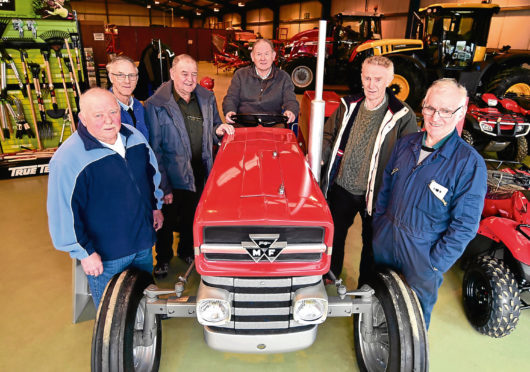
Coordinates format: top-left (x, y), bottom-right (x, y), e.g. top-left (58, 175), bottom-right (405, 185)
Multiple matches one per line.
top-left (345, 3), bottom-right (530, 110)
top-left (90, 121), bottom-right (428, 371)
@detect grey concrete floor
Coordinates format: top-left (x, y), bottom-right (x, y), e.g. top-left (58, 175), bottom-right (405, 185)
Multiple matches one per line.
top-left (1, 62), bottom-right (529, 371)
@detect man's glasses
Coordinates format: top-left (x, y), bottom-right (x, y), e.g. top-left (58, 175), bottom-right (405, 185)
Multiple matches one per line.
top-left (422, 105), bottom-right (462, 119)
top-left (111, 73), bottom-right (139, 82)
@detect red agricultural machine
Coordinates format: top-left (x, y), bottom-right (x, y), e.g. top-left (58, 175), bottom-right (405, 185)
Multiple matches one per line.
top-left (462, 167), bottom-right (530, 337)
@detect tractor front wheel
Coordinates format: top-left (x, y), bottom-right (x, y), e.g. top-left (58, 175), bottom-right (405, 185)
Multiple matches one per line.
top-left (463, 256), bottom-right (521, 338)
top-left (354, 268), bottom-right (428, 372)
top-left (91, 269), bottom-right (162, 372)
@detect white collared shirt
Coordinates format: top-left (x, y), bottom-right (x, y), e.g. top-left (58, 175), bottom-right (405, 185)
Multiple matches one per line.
top-left (117, 96), bottom-right (134, 111)
top-left (255, 66), bottom-right (272, 80)
top-left (99, 133), bottom-right (126, 158)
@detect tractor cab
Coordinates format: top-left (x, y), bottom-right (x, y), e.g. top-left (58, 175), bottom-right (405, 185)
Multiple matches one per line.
top-left (412, 3), bottom-right (500, 70)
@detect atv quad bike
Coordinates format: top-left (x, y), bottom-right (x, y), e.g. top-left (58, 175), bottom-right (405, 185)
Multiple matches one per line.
top-left (462, 93), bottom-right (530, 163)
top-left (461, 168), bottom-right (530, 337)
top-left (91, 115), bottom-right (428, 372)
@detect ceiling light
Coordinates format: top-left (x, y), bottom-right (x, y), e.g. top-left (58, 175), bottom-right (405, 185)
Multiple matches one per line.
top-left (154, 1), bottom-right (159, 4)
top-left (180, 16), bottom-right (184, 19)
top-left (196, 11), bottom-right (202, 16)
top-left (238, 2), bottom-right (245, 7)
top-left (214, 7), bottom-right (219, 12)
top-left (147, 4), bottom-right (151, 8)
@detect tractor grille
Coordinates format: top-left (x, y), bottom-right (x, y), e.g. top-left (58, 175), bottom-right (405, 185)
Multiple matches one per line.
top-left (203, 276), bottom-right (321, 335)
top-left (201, 226), bottom-right (326, 262)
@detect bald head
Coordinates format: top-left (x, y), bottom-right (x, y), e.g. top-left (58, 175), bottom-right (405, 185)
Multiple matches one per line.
top-left (79, 88), bottom-right (122, 144)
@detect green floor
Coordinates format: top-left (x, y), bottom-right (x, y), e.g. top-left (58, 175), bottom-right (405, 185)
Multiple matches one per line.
top-left (1, 175), bottom-right (529, 371)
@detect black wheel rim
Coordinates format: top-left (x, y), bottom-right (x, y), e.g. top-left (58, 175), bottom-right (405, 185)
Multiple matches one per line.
top-left (464, 269), bottom-right (492, 326)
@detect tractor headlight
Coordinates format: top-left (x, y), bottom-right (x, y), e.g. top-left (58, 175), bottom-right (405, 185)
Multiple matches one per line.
top-left (196, 279), bottom-right (232, 326)
top-left (197, 299), bottom-right (231, 325)
top-left (480, 122), bottom-right (494, 132)
top-left (292, 280), bottom-right (328, 324)
top-left (293, 298), bottom-right (328, 323)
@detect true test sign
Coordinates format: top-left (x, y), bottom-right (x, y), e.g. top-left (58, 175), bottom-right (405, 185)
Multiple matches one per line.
top-left (0, 159), bottom-right (51, 179)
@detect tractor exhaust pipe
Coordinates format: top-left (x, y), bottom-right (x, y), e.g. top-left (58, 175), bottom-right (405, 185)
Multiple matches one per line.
top-left (308, 19), bottom-right (327, 183)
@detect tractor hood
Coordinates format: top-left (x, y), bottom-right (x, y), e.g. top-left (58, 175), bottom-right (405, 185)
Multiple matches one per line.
top-left (195, 127), bottom-right (331, 229)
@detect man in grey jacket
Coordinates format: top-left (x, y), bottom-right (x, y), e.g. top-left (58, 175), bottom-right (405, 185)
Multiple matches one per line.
top-left (222, 39), bottom-right (299, 126)
top-left (146, 54), bottom-right (234, 278)
top-left (321, 56), bottom-right (418, 284)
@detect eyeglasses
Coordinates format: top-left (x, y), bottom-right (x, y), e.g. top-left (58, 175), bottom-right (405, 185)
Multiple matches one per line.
top-left (111, 73), bottom-right (139, 81)
top-left (422, 105), bottom-right (462, 119)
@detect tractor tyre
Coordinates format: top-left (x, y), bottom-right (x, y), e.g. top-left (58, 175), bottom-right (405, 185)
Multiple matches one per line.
top-left (461, 129), bottom-right (475, 146)
top-left (389, 58), bottom-right (427, 110)
top-left (463, 256), bottom-right (521, 338)
top-left (497, 136), bottom-right (528, 163)
top-left (485, 66), bottom-right (530, 98)
top-left (284, 59), bottom-right (316, 94)
top-left (354, 268), bottom-right (428, 372)
top-left (92, 269), bottom-right (161, 372)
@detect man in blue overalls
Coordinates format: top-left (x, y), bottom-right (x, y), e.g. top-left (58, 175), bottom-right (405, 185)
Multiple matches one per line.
top-left (372, 78), bottom-right (488, 328)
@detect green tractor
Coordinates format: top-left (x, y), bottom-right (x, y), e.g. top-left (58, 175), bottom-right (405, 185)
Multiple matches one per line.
top-left (347, 3), bottom-right (530, 109)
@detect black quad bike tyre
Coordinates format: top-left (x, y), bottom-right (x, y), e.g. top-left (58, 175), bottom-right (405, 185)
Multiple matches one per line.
top-left (485, 66), bottom-right (530, 98)
top-left (284, 58), bottom-right (316, 94)
top-left (92, 269), bottom-right (161, 372)
top-left (497, 136), bottom-right (528, 163)
top-left (389, 58), bottom-right (427, 110)
top-left (463, 256), bottom-right (521, 338)
top-left (461, 129), bottom-right (475, 146)
top-left (354, 268), bottom-right (429, 372)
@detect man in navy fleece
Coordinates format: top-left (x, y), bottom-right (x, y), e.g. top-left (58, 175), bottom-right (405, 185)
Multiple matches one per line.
top-left (47, 88), bottom-right (164, 308)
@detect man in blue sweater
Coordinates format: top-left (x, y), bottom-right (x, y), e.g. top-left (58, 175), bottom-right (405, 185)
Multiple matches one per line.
top-left (107, 55), bottom-right (149, 140)
top-left (47, 88), bottom-right (164, 308)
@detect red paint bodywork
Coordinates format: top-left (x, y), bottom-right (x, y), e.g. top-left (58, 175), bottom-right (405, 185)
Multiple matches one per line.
top-left (194, 127), bottom-right (334, 277)
top-left (479, 190), bottom-right (530, 265)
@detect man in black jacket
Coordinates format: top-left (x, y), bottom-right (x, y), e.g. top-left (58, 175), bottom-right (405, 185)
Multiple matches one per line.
top-left (321, 56), bottom-right (418, 284)
top-left (222, 39), bottom-right (299, 126)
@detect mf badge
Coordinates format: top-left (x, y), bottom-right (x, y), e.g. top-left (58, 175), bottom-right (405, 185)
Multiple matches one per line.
top-left (242, 234), bottom-right (287, 262)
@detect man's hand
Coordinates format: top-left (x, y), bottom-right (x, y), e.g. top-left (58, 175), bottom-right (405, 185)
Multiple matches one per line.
top-left (284, 110), bottom-right (296, 124)
top-left (81, 252), bottom-right (103, 277)
top-left (163, 193), bottom-right (173, 204)
top-left (216, 123), bottom-right (235, 136)
top-left (225, 111), bottom-right (236, 124)
top-left (153, 209), bottom-right (164, 231)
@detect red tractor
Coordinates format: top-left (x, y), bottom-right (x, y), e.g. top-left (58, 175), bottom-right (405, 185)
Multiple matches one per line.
top-left (90, 118), bottom-right (428, 371)
top-left (281, 12), bottom-right (383, 93)
top-left (462, 168), bottom-right (530, 337)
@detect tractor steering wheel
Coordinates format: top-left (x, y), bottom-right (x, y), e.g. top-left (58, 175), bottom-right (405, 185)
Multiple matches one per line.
top-left (229, 113), bottom-right (288, 127)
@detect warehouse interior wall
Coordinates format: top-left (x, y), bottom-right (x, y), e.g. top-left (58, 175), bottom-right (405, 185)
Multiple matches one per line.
top-left (70, 0), bottom-right (529, 66)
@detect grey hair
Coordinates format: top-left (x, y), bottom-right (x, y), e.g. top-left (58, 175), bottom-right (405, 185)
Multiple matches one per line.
top-left (106, 55), bottom-right (137, 73)
top-left (252, 38), bottom-right (275, 53)
top-left (425, 78), bottom-right (468, 107)
top-left (362, 55), bottom-right (394, 76)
